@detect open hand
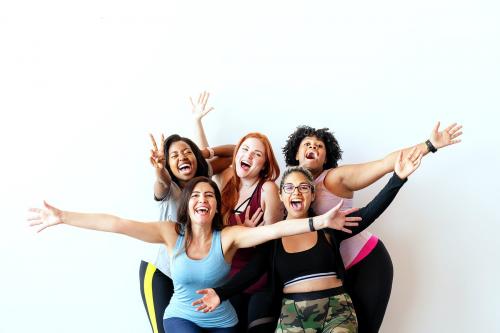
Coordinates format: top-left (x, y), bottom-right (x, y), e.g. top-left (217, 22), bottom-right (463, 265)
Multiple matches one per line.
top-left (234, 207), bottom-right (264, 227)
top-left (395, 147), bottom-right (422, 179)
top-left (192, 288), bottom-right (221, 313)
top-left (430, 121), bottom-right (463, 149)
top-left (190, 91), bottom-right (214, 122)
top-left (27, 201), bottom-right (64, 233)
top-left (321, 200), bottom-right (361, 233)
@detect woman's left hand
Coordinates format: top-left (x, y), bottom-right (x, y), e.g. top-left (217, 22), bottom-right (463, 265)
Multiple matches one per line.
top-left (189, 91), bottom-right (214, 122)
top-left (430, 121), bottom-right (463, 149)
top-left (395, 146), bottom-right (422, 179)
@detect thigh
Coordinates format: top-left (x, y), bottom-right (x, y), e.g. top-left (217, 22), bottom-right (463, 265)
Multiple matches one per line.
top-left (322, 293), bottom-right (357, 333)
top-left (247, 290), bottom-right (277, 333)
top-left (140, 260), bottom-right (174, 333)
top-left (343, 241), bottom-right (393, 333)
top-left (276, 297), bottom-right (330, 332)
top-left (163, 317), bottom-right (202, 333)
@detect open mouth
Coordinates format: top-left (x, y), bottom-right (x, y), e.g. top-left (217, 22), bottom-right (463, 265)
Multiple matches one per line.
top-left (305, 151), bottom-right (317, 159)
top-left (195, 207), bottom-right (209, 215)
top-left (240, 160), bottom-right (252, 171)
top-left (178, 163), bottom-right (192, 174)
top-left (290, 199), bottom-right (304, 211)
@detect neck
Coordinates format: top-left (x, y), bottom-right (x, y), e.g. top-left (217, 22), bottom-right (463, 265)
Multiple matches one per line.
top-left (240, 176), bottom-right (259, 189)
top-left (191, 223), bottom-right (212, 242)
top-left (286, 212), bottom-right (308, 220)
top-left (307, 166), bottom-right (323, 179)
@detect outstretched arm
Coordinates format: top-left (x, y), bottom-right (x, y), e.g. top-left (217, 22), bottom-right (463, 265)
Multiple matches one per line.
top-left (326, 121), bottom-right (462, 194)
top-left (28, 201), bottom-right (175, 245)
top-left (334, 147), bottom-right (422, 241)
top-left (222, 201), bottom-right (361, 251)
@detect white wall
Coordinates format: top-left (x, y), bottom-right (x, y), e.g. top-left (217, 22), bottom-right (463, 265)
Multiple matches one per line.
top-left (1, 1), bottom-right (499, 332)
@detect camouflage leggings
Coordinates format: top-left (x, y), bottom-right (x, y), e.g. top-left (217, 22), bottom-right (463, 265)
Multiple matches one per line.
top-left (276, 288), bottom-right (358, 333)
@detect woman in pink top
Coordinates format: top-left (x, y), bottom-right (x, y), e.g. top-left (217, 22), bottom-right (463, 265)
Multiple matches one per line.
top-left (282, 122), bottom-right (462, 333)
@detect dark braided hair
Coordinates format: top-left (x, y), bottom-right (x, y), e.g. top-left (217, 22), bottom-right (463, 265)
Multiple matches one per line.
top-left (282, 125), bottom-right (343, 169)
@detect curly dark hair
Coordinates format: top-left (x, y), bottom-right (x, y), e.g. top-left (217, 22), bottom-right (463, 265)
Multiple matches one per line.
top-left (282, 126), bottom-right (343, 169)
top-left (163, 134), bottom-right (210, 187)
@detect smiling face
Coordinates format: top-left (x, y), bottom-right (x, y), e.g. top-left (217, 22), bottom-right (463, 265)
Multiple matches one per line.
top-left (167, 140), bottom-right (198, 184)
top-left (295, 136), bottom-right (327, 175)
top-left (235, 137), bottom-right (267, 180)
top-left (188, 181), bottom-right (218, 226)
top-left (280, 171), bottom-right (315, 219)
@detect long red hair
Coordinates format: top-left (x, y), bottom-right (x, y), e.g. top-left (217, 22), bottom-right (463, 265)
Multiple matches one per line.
top-left (221, 132), bottom-right (280, 225)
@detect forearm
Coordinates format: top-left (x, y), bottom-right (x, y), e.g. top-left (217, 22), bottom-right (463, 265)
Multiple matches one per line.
top-left (194, 119), bottom-right (210, 149)
top-left (382, 142), bottom-right (430, 171)
top-left (154, 168), bottom-right (171, 200)
top-left (61, 211), bottom-right (121, 232)
top-left (339, 172), bottom-right (406, 240)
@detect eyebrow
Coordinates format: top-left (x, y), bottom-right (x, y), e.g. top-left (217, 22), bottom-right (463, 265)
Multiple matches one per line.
top-left (191, 191), bottom-right (215, 195)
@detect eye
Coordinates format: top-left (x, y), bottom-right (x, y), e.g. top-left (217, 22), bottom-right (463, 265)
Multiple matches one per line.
top-left (170, 153), bottom-right (178, 159)
top-left (304, 142), bottom-right (310, 147)
top-left (299, 184), bottom-right (311, 192)
top-left (282, 184), bottom-right (294, 193)
top-left (191, 193), bottom-right (199, 198)
top-left (242, 147), bottom-right (248, 152)
top-left (255, 152), bottom-right (263, 158)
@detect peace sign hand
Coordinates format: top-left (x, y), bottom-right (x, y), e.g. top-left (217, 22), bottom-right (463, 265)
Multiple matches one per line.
top-left (149, 133), bottom-right (166, 170)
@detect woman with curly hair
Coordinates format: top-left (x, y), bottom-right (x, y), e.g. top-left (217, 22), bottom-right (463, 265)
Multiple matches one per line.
top-left (281, 123), bottom-right (462, 333)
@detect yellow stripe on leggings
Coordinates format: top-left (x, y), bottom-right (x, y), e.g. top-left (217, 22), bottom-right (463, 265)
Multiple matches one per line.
top-left (144, 263), bottom-right (158, 333)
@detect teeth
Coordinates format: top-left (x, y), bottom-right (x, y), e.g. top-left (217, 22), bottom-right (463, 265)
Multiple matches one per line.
top-left (241, 161), bottom-right (251, 168)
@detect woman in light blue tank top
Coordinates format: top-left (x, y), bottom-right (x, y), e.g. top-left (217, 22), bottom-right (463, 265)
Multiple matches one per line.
top-left (29, 177), bottom-right (361, 332)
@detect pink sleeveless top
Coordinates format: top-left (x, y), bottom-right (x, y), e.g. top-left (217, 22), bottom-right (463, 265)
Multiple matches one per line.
top-left (227, 180), bottom-right (268, 293)
top-left (311, 169), bottom-right (379, 269)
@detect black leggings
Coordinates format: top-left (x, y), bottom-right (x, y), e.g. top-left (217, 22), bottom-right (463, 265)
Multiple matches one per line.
top-left (343, 240), bottom-right (393, 333)
top-left (139, 260), bottom-right (174, 333)
top-left (229, 289), bottom-right (276, 333)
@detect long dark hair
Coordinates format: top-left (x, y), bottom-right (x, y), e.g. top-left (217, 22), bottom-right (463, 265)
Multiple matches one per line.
top-left (175, 177), bottom-right (224, 255)
top-left (163, 134), bottom-right (210, 187)
top-left (282, 126), bottom-right (343, 169)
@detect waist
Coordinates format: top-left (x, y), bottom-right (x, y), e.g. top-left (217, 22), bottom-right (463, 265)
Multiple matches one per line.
top-left (283, 276), bottom-right (343, 294)
top-left (283, 286), bottom-right (345, 301)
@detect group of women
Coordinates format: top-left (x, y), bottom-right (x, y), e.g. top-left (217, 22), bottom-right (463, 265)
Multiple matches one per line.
top-left (28, 92), bottom-right (462, 333)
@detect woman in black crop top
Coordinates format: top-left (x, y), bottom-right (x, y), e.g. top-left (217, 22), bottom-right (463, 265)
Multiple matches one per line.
top-left (193, 148), bottom-right (422, 333)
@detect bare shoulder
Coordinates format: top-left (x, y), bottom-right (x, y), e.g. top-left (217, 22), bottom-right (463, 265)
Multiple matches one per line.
top-left (261, 180), bottom-right (279, 194)
top-left (219, 167), bottom-right (234, 188)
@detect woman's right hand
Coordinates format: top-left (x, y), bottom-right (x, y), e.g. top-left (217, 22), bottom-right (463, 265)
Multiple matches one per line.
top-left (192, 288), bottom-right (221, 313)
top-left (28, 201), bottom-right (64, 233)
top-left (149, 133), bottom-right (166, 170)
top-left (234, 207), bottom-right (264, 227)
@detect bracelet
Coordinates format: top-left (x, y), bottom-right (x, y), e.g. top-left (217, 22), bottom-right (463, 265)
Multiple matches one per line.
top-left (206, 147), bottom-right (215, 159)
top-left (308, 217), bottom-right (315, 231)
top-left (425, 139), bottom-right (437, 153)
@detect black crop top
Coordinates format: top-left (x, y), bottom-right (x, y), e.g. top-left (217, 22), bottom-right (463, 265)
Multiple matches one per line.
top-left (276, 230), bottom-right (337, 287)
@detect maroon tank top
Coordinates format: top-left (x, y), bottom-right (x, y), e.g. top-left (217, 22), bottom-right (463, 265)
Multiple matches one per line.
top-left (228, 179), bottom-right (268, 293)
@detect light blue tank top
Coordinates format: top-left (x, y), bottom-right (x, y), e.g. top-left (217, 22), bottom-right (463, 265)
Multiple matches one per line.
top-left (164, 230), bottom-right (238, 328)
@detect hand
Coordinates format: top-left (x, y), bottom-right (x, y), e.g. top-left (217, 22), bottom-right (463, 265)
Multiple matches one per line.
top-left (320, 200), bottom-right (361, 233)
top-left (395, 147), bottom-right (422, 179)
top-left (430, 121), bottom-right (463, 149)
top-left (234, 207), bottom-right (264, 227)
top-left (149, 133), bottom-right (166, 170)
top-left (27, 201), bottom-right (64, 233)
top-left (192, 288), bottom-right (221, 313)
top-left (189, 91), bottom-right (214, 122)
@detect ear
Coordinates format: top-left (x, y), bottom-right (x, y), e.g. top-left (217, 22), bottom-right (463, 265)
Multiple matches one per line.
top-left (295, 149), bottom-right (300, 161)
top-left (311, 191), bottom-right (316, 203)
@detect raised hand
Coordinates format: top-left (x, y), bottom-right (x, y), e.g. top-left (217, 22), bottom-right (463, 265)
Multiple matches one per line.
top-left (27, 201), bottom-right (64, 233)
top-left (234, 207), bottom-right (264, 227)
top-left (192, 288), bottom-right (221, 313)
top-left (321, 200), bottom-right (361, 233)
top-left (149, 133), bottom-right (166, 169)
top-left (189, 91), bottom-right (214, 122)
top-left (430, 121), bottom-right (463, 149)
top-left (395, 147), bottom-right (422, 179)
